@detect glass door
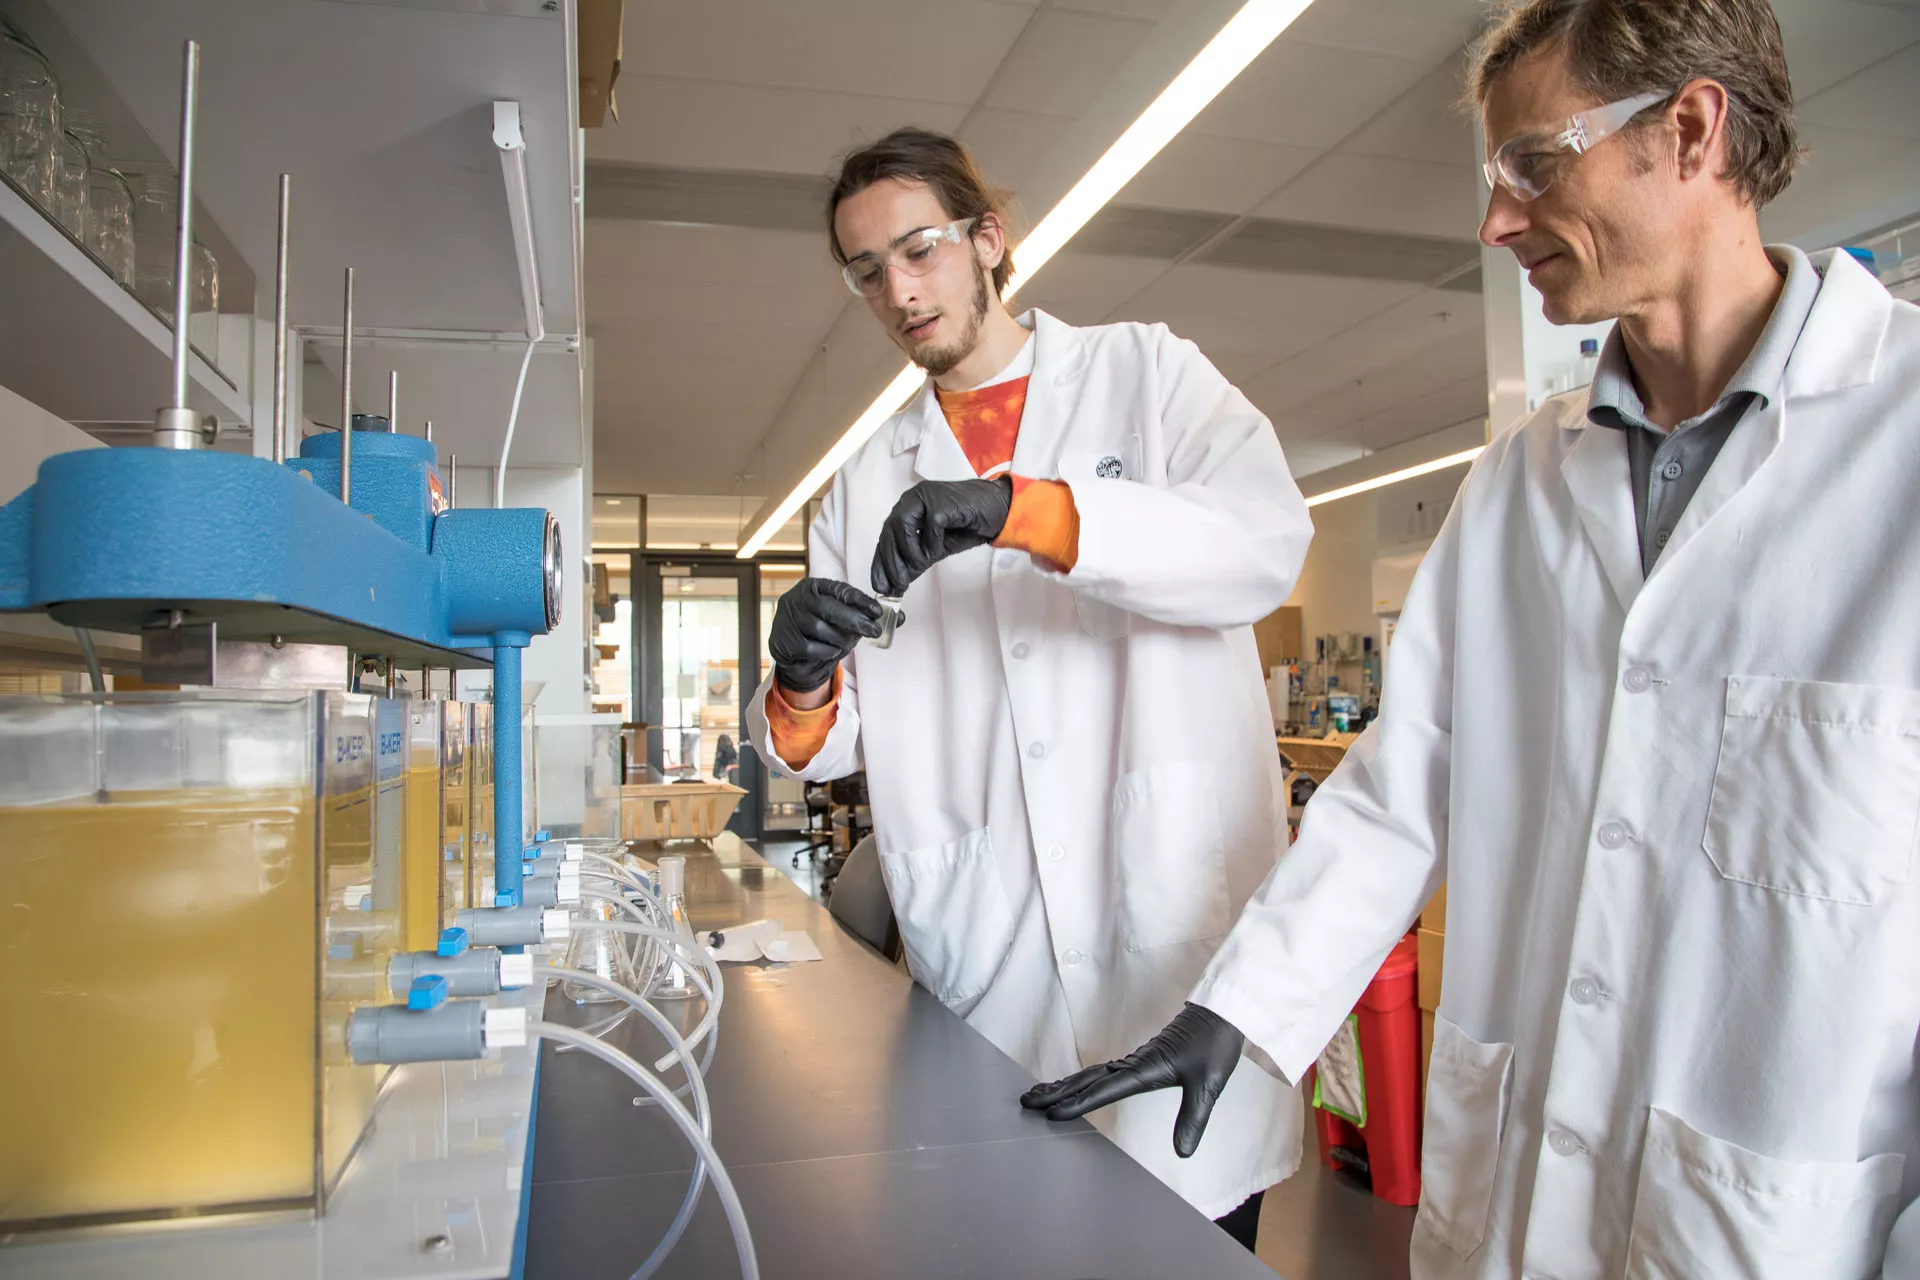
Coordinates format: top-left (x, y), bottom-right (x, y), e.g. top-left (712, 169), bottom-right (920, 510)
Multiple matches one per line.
top-left (640, 558), bottom-right (754, 838)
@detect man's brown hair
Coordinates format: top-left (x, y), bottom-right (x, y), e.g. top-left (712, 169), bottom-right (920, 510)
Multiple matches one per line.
top-left (827, 127), bottom-right (1015, 295)
top-left (1469, 0), bottom-right (1800, 207)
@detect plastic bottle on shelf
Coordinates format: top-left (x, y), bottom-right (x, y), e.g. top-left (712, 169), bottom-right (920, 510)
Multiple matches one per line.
top-left (1573, 337), bottom-right (1601, 389)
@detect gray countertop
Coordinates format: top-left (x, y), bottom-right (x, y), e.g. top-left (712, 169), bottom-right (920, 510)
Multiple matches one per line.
top-left (522, 835), bottom-right (1279, 1280)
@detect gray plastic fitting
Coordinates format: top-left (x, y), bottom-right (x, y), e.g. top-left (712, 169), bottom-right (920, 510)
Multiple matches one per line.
top-left (453, 905), bottom-right (570, 947)
top-left (347, 1000), bottom-right (485, 1064)
top-left (390, 948), bottom-right (498, 997)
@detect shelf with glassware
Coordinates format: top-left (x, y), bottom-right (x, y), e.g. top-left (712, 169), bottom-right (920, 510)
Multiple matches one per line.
top-left (0, 10), bottom-right (249, 429)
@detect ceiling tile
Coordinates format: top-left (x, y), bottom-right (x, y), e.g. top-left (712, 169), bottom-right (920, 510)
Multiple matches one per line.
top-left (1260, 152), bottom-right (1482, 241)
top-left (1119, 133), bottom-right (1322, 214)
top-left (588, 76), bottom-right (968, 175)
top-left (1052, 0), bottom-right (1181, 20)
top-left (1246, 295), bottom-right (1483, 412)
top-left (956, 107), bottom-right (1079, 202)
top-left (1283, 0), bottom-right (1485, 64)
top-left (1190, 38), bottom-right (1433, 150)
top-left (1012, 252), bottom-right (1170, 323)
top-left (983, 8), bottom-right (1154, 117)
top-left (1126, 263), bottom-right (1422, 328)
top-left (1773, 0), bottom-right (1920, 97)
top-left (1341, 55), bottom-right (1475, 164)
top-left (1797, 42), bottom-right (1920, 141)
top-left (622, 0), bottom-right (1031, 104)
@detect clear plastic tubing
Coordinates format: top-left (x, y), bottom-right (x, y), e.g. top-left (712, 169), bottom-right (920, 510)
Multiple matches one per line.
top-left (531, 965), bottom-right (714, 1278)
top-left (527, 1022), bottom-right (758, 1280)
top-left (577, 851), bottom-right (651, 892)
top-left (568, 919), bottom-right (724, 1073)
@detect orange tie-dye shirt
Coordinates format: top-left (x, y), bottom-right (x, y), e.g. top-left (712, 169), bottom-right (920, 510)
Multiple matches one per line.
top-left (766, 375), bottom-right (1081, 767)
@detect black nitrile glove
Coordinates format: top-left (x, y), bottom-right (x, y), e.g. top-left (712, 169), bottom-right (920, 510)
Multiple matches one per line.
top-left (768, 578), bottom-right (888, 695)
top-left (871, 476), bottom-right (1014, 598)
top-left (1019, 1003), bottom-right (1245, 1158)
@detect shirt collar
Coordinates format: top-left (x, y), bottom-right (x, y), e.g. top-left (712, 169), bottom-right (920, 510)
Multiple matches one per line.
top-left (1588, 243), bottom-right (1822, 433)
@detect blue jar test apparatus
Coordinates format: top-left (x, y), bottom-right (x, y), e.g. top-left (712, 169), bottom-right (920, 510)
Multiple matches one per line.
top-left (0, 44), bottom-right (560, 906)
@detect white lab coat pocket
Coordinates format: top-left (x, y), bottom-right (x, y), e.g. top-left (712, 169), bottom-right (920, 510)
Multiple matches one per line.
top-left (1705, 676), bottom-right (1920, 905)
top-left (1113, 762), bottom-right (1231, 951)
top-left (1413, 1017), bottom-right (1513, 1261)
top-left (877, 827), bottom-right (1015, 1016)
top-left (1624, 1107), bottom-right (1905, 1280)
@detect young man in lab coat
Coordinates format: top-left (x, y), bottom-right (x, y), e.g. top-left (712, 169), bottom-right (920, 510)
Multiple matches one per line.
top-left (1027, 1), bottom-right (1920, 1275)
top-left (744, 128), bottom-right (1315, 1246)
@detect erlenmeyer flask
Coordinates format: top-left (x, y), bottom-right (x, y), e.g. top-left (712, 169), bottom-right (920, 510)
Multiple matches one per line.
top-left (561, 896), bottom-right (634, 1004)
top-left (649, 855), bottom-right (701, 1002)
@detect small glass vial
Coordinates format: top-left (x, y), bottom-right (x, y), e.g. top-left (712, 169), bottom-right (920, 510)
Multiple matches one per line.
top-left (650, 855), bottom-right (701, 1001)
top-left (869, 598), bottom-right (904, 650)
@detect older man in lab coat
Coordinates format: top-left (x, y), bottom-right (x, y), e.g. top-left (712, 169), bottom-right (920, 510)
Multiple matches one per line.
top-left (745, 128), bottom-right (1314, 1244)
top-left (1028, 1), bottom-right (1920, 1276)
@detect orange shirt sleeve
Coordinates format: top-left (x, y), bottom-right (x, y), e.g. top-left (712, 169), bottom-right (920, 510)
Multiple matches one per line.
top-left (765, 665), bottom-right (842, 770)
top-left (995, 475), bottom-right (1080, 572)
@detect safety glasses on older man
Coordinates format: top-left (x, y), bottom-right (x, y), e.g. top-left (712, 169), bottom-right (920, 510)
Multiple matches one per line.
top-left (1483, 91), bottom-right (1670, 202)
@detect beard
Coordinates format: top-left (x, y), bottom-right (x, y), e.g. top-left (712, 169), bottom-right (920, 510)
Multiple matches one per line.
top-left (908, 262), bottom-right (990, 378)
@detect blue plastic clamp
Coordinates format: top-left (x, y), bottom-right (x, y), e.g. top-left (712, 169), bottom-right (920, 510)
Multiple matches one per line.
top-left (436, 927), bottom-right (470, 958)
top-left (408, 974), bottom-right (451, 1011)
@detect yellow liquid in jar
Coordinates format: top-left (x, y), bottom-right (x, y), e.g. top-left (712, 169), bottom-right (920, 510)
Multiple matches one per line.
top-left (402, 765), bottom-right (442, 953)
top-left (0, 788), bottom-right (318, 1225)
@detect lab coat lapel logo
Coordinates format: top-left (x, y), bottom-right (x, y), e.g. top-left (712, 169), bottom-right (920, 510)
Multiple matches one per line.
top-left (1560, 424), bottom-right (1645, 615)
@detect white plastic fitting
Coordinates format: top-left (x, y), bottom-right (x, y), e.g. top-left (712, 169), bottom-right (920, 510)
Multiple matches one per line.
top-left (484, 1005), bottom-right (528, 1049)
top-left (499, 952), bottom-right (535, 989)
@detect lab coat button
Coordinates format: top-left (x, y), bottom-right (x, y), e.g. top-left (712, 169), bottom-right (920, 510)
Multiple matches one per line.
top-left (1011, 642), bottom-right (1032, 660)
top-left (1570, 977), bottom-right (1600, 1005)
top-left (1046, 844), bottom-right (1066, 863)
top-left (1028, 741), bottom-right (1047, 760)
top-left (1548, 1129), bottom-right (1583, 1157)
top-left (1062, 949), bottom-right (1084, 967)
top-left (1621, 667), bottom-right (1653, 693)
top-left (1597, 822), bottom-right (1628, 850)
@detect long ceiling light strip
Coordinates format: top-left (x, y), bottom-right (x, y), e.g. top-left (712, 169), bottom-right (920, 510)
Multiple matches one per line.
top-left (1302, 446), bottom-right (1485, 508)
top-left (738, 0), bottom-right (1314, 559)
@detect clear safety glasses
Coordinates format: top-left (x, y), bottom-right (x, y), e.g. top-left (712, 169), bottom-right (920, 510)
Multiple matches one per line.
top-left (840, 217), bottom-right (981, 298)
top-left (1483, 91), bottom-right (1670, 201)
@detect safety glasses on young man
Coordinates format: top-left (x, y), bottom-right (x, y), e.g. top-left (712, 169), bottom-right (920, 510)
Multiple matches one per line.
top-left (1483, 91), bottom-right (1670, 202)
top-left (840, 217), bottom-right (982, 298)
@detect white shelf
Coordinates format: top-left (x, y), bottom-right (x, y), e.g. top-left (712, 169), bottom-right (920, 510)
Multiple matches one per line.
top-left (0, 174), bottom-right (250, 426)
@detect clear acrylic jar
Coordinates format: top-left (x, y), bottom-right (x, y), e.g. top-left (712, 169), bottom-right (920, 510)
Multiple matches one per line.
top-left (131, 171), bottom-right (179, 310)
top-left (50, 122), bottom-right (86, 238)
top-left (0, 24), bottom-right (61, 211)
top-left (87, 166), bottom-right (135, 284)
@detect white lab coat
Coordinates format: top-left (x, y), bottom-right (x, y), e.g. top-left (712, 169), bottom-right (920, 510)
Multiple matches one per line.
top-left (748, 310), bottom-right (1314, 1217)
top-left (1193, 248), bottom-right (1920, 1278)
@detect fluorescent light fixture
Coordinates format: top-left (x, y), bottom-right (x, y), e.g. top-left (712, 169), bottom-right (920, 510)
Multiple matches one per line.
top-left (494, 101), bottom-right (545, 342)
top-left (1303, 447), bottom-right (1486, 508)
top-left (737, 0), bottom-right (1311, 559)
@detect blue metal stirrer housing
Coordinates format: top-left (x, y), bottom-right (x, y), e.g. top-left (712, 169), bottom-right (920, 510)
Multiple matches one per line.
top-left (0, 426), bottom-right (562, 904)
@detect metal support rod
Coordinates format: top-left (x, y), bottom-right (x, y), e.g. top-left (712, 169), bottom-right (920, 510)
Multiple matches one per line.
top-left (340, 267), bottom-right (355, 505)
top-left (424, 419), bottom-right (433, 442)
top-left (493, 642), bottom-right (524, 904)
top-left (447, 453), bottom-right (457, 508)
top-left (154, 40), bottom-right (201, 449)
top-left (272, 174), bottom-right (290, 464)
top-left (388, 370), bottom-right (398, 433)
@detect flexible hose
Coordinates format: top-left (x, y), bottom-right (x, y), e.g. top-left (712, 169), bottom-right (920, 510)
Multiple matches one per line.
top-left (73, 628), bottom-right (104, 692)
top-left (493, 336), bottom-right (539, 509)
top-left (568, 920), bottom-right (723, 1072)
top-left (577, 851), bottom-right (651, 893)
top-left (533, 964), bottom-right (715, 1280)
top-left (578, 888), bottom-right (672, 993)
top-left (526, 1022), bottom-right (758, 1280)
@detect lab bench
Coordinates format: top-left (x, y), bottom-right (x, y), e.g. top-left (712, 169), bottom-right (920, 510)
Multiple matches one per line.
top-left (523, 835), bottom-right (1278, 1279)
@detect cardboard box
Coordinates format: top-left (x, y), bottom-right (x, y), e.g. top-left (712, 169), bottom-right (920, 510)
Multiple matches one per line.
top-left (1417, 927), bottom-right (1444, 1012)
top-left (1420, 882), bottom-right (1447, 932)
top-left (577, 0), bottom-right (624, 127)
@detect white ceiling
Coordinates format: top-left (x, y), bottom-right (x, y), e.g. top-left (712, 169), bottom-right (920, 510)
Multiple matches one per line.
top-left (580, 0), bottom-right (1920, 514)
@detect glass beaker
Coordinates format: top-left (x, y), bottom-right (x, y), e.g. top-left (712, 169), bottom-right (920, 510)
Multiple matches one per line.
top-left (562, 895), bottom-right (636, 1005)
top-left (190, 238), bottom-right (219, 364)
top-left (131, 172), bottom-right (179, 310)
top-left (51, 126), bottom-right (86, 238)
top-left (87, 167), bottom-right (135, 284)
top-left (0, 24), bottom-right (60, 212)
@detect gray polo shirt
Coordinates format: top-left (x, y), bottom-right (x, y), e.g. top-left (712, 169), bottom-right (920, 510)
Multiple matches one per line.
top-left (1587, 245), bottom-right (1821, 576)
